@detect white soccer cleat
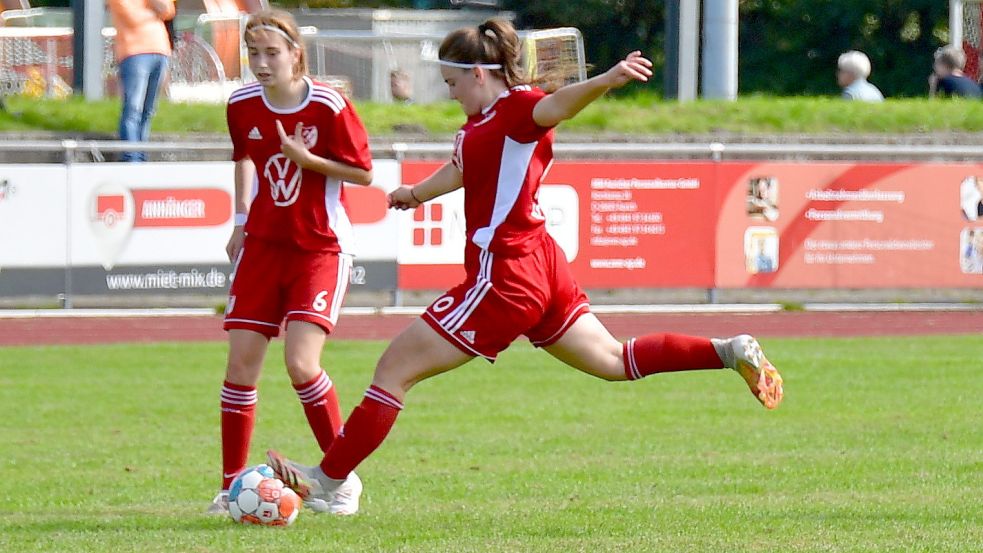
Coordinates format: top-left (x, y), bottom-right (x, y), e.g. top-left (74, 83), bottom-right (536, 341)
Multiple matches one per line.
top-left (266, 449), bottom-right (354, 515)
top-left (328, 471), bottom-right (362, 516)
top-left (205, 490), bottom-right (229, 515)
top-left (730, 335), bottom-right (784, 410)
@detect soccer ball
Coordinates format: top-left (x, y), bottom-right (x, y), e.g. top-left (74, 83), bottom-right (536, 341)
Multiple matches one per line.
top-left (228, 464), bottom-right (302, 527)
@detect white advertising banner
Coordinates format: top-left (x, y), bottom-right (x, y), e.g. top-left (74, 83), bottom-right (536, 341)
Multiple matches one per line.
top-left (1, 160), bottom-right (400, 270)
top-left (0, 165), bottom-right (70, 267)
top-left (68, 162), bottom-right (236, 269)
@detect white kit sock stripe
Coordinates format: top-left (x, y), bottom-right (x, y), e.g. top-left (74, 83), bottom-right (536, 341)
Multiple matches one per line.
top-left (298, 381), bottom-right (331, 401)
top-left (221, 388), bottom-right (257, 399)
top-left (364, 388), bottom-right (403, 410)
top-left (220, 395), bottom-right (257, 406)
top-left (295, 371), bottom-right (330, 393)
top-left (626, 338), bottom-right (641, 380)
top-left (297, 375), bottom-right (333, 402)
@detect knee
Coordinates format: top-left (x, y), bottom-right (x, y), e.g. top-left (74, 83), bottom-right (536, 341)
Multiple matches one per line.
top-left (225, 353), bottom-right (262, 386)
top-left (283, 353), bottom-right (320, 384)
top-left (593, 344), bottom-right (629, 382)
top-left (371, 351), bottom-right (416, 396)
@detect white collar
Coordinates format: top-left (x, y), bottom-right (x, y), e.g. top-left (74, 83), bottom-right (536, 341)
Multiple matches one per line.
top-left (481, 87), bottom-right (512, 115)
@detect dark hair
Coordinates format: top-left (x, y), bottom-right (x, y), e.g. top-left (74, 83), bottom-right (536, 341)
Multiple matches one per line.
top-left (438, 18), bottom-right (527, 87)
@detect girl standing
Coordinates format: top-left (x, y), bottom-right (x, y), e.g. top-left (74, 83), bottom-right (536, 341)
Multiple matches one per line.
top-left (209, 9), bottom-right (372, 516)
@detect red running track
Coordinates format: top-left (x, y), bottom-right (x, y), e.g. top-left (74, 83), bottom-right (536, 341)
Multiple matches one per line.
top-left (0, 311), bottom-right (980, 346)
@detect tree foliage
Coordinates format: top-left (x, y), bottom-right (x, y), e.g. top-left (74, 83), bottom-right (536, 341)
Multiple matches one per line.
top-left (255, 0), bottom-right (955, 97)
top-left (739, 0), bottom-right (950, 97)
top-left (503, 0), bottom-right (665, 94)
top-left (502, 0), bottom-right (950, 97)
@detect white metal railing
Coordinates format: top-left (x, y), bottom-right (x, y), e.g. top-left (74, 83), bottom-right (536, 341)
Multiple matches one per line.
top-left (4, 139), bottom-right (983, 161)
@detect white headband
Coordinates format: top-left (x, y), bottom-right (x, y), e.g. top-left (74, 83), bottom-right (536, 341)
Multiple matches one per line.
top-left (249, 24), bottom-right (300, 48)
top-left (438, 59), bottom-right (503, 69)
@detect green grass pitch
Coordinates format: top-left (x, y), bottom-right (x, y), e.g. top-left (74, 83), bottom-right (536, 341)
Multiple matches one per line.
top-left (1, 336), bottom-right (981, 552)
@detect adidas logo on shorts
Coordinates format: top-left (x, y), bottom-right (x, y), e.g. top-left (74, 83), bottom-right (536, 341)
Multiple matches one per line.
top-left (460, 330), bottom-right (476, 344)
top-left (248, 127), bottom-right (262, 140)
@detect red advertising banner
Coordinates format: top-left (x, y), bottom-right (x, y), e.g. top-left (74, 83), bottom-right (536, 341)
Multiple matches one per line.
top-left (715, 162), bottom-right (983, 288)
top-left (395, 160), bottom-right (983, 290)
top-left (397, 161), bottom-right (719, 289)
top-left (544, 162), bottom-right (717, 287)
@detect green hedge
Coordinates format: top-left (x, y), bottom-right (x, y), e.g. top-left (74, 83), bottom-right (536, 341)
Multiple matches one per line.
top-left (3, 94), bottom-right (983, 136)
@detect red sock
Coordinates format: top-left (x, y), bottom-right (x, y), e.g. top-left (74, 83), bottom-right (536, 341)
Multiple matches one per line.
top-left (220, 381), bottom-right (257, 489)
top-left (293, 370), bottom-right (343, 453)
top-left (624, 333), bottom-right (724, 380)
top-left (320, 385), bottom-right (403, 480)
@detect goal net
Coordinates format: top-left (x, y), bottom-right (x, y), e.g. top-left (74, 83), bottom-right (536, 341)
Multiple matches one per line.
top-left (520, 27), bottom-right (587, 92)
top-left (957, 0), bottom-right (983, 81)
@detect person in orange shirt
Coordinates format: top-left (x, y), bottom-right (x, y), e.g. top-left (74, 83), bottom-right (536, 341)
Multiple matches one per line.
top-left (107, 0), bottom-right (175, 161)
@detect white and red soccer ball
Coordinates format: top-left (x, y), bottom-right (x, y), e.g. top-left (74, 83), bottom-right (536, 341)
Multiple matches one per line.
top-left (227, 464), bottom-right (302, 527)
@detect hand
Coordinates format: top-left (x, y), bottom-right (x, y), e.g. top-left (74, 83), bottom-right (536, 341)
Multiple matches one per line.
top-left (276, 120), bottom-right (312, 169)
top-left (603, 51), bottom-right (653, 89)
top-left (387, 186), bottom-right (422, 210)
top-left (226, 226), bottom-right (245, 262)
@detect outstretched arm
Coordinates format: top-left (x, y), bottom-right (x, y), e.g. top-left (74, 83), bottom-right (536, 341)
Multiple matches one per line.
top-left (388, 162), bottom-right (463, 210)
top-left (532, 51), bottom-right (653, 128)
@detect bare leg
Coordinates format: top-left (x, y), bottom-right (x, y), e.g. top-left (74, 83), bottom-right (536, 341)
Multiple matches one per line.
top-left (220, 329), bottom-right (269, 490)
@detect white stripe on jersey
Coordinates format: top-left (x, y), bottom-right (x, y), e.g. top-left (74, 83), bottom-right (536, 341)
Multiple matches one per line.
top-left (440, 249), bottom-right (493, 332)
top-left (228, 83), bottom-right (262, 104)
top-left (228, 246), bottom-right (245, 285)
top-left (229, 90), bottom-right (262, 105)
top-left (422, 311), bottom-right (494, 360)
top-left (471, 137), bottom-right (538, 250)
top-left (229, 82), bottom-right (261, 97)
top-left (311, 95), bottom-right (343, 114)
top-left (224, 317), bottom-right (280, 328)
top-left (284, 310), bottom-right (337, 326)
top-left (446, 280), bottom-right (491, 334)
top-left (324, 178), bottom-right (357, 255)
top-left (311, 87), bottom-right (345, 113)
top-left (328, 254), bottom-right (353, 325)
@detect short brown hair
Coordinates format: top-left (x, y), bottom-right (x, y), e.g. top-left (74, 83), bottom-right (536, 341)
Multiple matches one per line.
top-left (438, 18), bottom-right (527, 87)
top-left (243, 9), bottom-right (308, 79)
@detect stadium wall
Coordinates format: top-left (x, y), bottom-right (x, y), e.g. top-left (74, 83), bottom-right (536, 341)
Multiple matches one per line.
top-left (1, 141), bottom-right (982, 307)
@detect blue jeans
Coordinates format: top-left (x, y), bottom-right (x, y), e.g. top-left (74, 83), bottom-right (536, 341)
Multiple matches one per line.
top-left (118, 53), bottom-right (169, 162)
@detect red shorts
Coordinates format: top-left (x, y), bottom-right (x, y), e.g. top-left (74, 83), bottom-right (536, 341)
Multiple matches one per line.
top-left (422, 235), bottom-right (590, 361)
top-left (223, 237), bottom-right (352, 338)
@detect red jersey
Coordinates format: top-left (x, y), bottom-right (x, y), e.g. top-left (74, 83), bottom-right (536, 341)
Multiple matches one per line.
top-left (452, 85), bottom-right (555, 257)
top-left (227, 77), bottom-right (372, 253)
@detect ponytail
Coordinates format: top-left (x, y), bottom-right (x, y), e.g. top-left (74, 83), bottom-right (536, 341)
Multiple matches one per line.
top-left (439, 18), bottom-right (527, 87)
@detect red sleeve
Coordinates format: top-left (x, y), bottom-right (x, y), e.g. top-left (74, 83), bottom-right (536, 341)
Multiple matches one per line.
top-left (324, 98), bottom-right (373, 171)
top-left (506, 87), bottom-right (552, 144)
top-left (226, 102), bottom-right (247, 162)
